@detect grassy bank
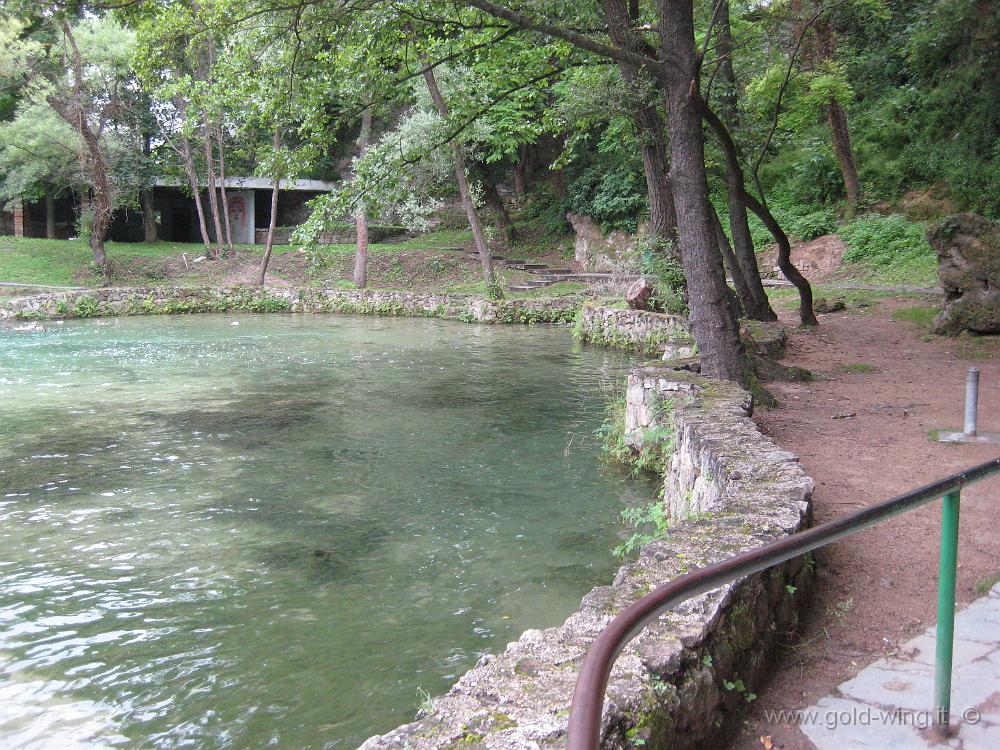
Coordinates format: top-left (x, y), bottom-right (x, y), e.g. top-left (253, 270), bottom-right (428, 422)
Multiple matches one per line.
top-left (0, 231), bottom-right (475, 289)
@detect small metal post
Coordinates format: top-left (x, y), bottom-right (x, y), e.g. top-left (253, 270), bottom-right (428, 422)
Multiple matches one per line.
top-left (964, 368), bottom-right (980, 436)
top-left (934, 489), bottom-right (961, 735)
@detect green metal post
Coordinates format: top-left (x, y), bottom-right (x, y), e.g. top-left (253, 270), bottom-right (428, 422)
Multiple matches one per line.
top-left (934, 489), bottom-right (961, 733)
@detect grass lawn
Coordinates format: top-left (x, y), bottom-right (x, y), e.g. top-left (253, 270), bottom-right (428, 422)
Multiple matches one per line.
top-left (0, 230), bottom-right (475, 287)
top-left (0, 238), bottom-right (198, 286)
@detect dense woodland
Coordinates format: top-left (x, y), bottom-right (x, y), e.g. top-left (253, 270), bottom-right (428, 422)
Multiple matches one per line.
top-left (0, 0), bottom-right (997, 383)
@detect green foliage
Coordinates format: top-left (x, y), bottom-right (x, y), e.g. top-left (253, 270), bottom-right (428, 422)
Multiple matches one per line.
top-left (637, 238), bottom-right (687, 315)
top-left (73, 295), bottom-right (100, 318)
top-left (722, 677), bottom-right (756, 703)
top-left (785, 141), bottom-right (845, 206)
top-left (517, 185), bottom-right (571, 239)
top-left (596, 387), bottom-right (631, 465)
top-left (838, 213), bottom-right (936, 283)
top-left (567, 158), bottom-right (647, 233)
top-left (787, 208), bottom-right (839, 241)
top-left (615, 501), bottom-right (671, 557)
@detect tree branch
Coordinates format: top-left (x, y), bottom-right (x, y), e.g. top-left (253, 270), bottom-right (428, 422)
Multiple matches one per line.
top-left (463, 0), bottom-right (660, 73)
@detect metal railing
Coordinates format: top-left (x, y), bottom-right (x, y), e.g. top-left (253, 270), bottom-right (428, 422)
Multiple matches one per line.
top-left (567, 457), bottom-right (1000, 749)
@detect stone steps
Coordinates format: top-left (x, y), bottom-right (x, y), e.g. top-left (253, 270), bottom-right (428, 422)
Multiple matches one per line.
top-left (432, 244), bottom-right (643, 292)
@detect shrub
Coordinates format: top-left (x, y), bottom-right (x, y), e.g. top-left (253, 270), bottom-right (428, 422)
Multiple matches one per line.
top-left (785, 140), bottom-right (845, 205)
top-left (788, 208), bottom-right (838, 241)
top-left (638, 237), bottom-right (687, 315)
top-left (517, 185), bottom-right (570, 239)
top-left (838, 213), bottom-right (936, 284)
top-left (567, 159), bottom-right (647, 233)
top-left (73, 295), bottom-right (99, 318)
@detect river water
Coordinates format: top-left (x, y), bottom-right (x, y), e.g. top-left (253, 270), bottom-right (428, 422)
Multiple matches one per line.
top-left (0, 313), bottom-right (653, 749)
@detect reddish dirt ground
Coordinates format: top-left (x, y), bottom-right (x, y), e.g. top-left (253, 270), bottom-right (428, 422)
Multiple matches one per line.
top-left (732, 296), bottom-right (1000, 750)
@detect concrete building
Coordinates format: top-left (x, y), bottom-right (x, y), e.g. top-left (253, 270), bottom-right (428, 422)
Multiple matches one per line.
top-left (1, 177), bottom-right (338, 243)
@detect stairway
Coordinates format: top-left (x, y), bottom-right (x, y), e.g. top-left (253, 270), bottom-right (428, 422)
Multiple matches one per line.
top-left (431, 246), bottom-right (638, 292)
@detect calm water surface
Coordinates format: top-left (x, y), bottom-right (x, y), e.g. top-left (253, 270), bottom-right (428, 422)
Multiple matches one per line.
top-left (0, 313), bottom-right (653, 749)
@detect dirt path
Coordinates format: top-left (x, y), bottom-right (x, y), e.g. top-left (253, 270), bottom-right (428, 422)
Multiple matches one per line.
top-left (732, 296), bottom-right (1000, 750)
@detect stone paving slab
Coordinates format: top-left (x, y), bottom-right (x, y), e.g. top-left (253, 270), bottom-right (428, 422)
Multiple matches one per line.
top-left (801, 581), bottom-right (1000, 749)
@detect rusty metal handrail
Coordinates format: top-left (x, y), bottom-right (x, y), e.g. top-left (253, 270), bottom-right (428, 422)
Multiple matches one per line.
top-left (567, 457), bottom-right (1000, 749)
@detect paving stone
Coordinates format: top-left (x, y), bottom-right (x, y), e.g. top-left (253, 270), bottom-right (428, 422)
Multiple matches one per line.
top-left (804, 592), bottom-right (1000, 749)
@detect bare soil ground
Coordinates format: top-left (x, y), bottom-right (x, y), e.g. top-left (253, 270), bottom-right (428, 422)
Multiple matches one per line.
top-left (731, 296), bottom-right (1000, 750)
top-left (758, 235), bottom-right (847, 282)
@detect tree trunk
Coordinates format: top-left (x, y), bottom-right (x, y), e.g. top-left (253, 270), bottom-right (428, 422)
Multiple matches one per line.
top-left (258, 127), bottom-right (282, 285)
top-left (600, 0), bottom-right (678, 243)
top-left (45, 187), bottom-right (56, 239)
top-left (802, 15), bottom-right (860, 210)
top-left (713, 1), bottom-right (776, 321)
top-left (421, 65), bottom-right (496, 293)
top-left (724, 181), bottom-right (775, 320)
top-left (480, 171), bottom-right (517, 244)
top-left (635, 107), bottom-right (678, 242)
top-left (512, 144), bottom-right (530, 196)
top-left (201, 120), bottom-right (224, 259)
top-left (214, 124), bottom-right (234, 252)
top-left (141, 188), bottom-right (157, 243)
top-left (827, 99), bottom-right (860, 210)
top-left (49, 21), bottom-right (112, 282)
top-left (711, 202), bottom-right (752, 312)
top-left (258, 184), bottom-right (280, 285)
top-left (353, 108), bottom-right (373, 288)
top-left (716, 0), bottom-right (740, 126)
top-left (141, 133), bottom-right (156, 243)
top-left (180, 136), bottom-right (212, 251)
top-left (658, 0), bottom-right (746, 384)
top-left (743, 191), bottom-right (817, 326)
top-left (701, 102), bottom-right (815, 325)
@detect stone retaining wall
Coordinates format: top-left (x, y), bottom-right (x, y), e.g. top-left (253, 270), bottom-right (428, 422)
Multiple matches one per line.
top-left (0, 286), bottom-right (580, 325)
top-left (575, 304), bottom-right (695, 357)
top-left (361, 367), bottom-right (813, 750)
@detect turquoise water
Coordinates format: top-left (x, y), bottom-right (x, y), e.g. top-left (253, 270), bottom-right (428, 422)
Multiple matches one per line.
top-left (0, 314), bottom-right (652, 749)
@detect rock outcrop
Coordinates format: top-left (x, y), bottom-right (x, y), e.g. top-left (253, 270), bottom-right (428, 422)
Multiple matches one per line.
top-left (566, 212), bottom-right (640, 272)
top-left (930, 213), bottom-right (1000, 334)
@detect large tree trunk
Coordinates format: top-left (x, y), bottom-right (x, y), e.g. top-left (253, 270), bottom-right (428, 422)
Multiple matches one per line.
top-left (179, 137), bottom-right (212, 251)
top-left (214, 124), bottom-right (234, 252)
top-left (201, 120), bottom-right (224, 259)
top-left (45, 186), bottom-right (56, 239)
top-left (142, 189), bottom-right (157, 243)
top-left (658, 0), bottom-right (746, 384)
top-left (353, 107), bottom-right (373, 288)
top-left (827, 99), bottom-right (860, 210)
top-left (422, 65), bottom-right (497, 293)
top-left (600, 0), bottom-right (678, 243)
